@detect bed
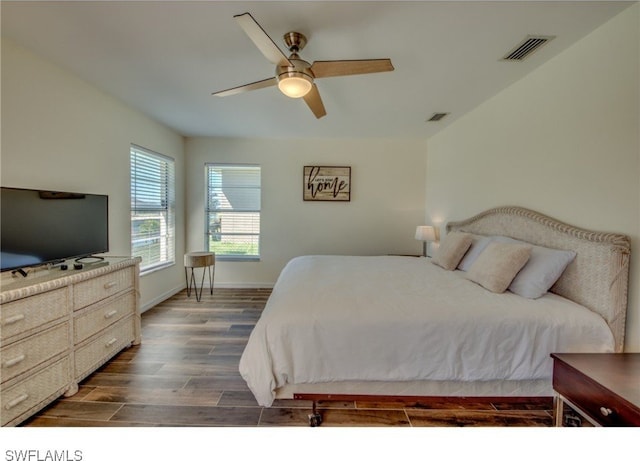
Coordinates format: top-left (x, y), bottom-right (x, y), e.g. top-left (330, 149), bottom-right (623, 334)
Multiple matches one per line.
top-left (239, 206), bottom-right (630, 424)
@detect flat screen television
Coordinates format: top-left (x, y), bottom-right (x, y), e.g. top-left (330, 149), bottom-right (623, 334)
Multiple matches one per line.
top-left (1, 187), bottom-right (109, 272)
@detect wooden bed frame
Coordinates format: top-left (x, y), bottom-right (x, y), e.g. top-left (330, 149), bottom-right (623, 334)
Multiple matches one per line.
top-left (281, 206), bottom-right (631, 426)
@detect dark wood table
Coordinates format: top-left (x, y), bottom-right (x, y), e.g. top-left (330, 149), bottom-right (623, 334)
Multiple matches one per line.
top-left (551, 353), bottom-right (640, 426)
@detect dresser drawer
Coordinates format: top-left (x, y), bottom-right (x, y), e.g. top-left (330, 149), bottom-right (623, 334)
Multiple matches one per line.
top-left (74, 290), bottom-right (136, 344)
top-left (1, 323), bottom-right (69, 384)
top-left (73, 267), bottom-right (134, 309)
top-left (1, 357), bottom-right (70, 426)
top-left (0, 288), bottom-right (69, 342)
top-left (74, 316), bottom-right (135, 380)
top-left (553, 360), bottom-right (640, 426)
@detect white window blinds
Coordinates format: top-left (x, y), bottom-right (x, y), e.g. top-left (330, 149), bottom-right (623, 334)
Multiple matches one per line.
top-left (206, 164), bottom-right (261, 260)
top-left (130, 145), bottom-right (175, 272)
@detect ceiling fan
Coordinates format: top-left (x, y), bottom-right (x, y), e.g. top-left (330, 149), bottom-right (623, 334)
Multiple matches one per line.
top-left (212, 12), bottom-right (394, 119)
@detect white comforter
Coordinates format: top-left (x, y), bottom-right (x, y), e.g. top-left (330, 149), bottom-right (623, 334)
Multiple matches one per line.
top-left (239, 255), bottom-right (614, 406)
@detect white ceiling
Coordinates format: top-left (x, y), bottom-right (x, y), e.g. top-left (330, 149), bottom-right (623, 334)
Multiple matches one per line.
top-left (1, 1), bottom-right (634, 139)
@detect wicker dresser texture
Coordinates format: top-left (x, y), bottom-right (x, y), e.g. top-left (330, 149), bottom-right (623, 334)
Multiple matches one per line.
top-left (0, 257), bottom-right (141, 426)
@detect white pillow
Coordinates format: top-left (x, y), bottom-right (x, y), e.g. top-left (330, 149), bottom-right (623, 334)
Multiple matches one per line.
top-left (457, 235), bottom-right (493, 271)
top-left (493, 236), bottom-right (576, 299)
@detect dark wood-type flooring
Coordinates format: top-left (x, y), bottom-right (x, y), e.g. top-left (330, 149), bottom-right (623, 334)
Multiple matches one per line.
top-left (23, 288), bottom-right (556, 427)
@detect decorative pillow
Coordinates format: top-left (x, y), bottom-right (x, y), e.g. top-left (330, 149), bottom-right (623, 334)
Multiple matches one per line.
top-left (491, 236), bottom-right (577, 299)
top-left (431, 231), bottom-right (473, 271)
top-left (466, 242), bottom-right (532, 293)
top-left (457, 235), bottom-right (493, 271)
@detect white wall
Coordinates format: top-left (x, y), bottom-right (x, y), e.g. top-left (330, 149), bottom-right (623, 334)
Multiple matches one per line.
top-left (1, 38), bottom-right (186, 311)
top-left (186, 137), bottom-right (427, 286)
top-left (425, 5), bottom-right (640, 351)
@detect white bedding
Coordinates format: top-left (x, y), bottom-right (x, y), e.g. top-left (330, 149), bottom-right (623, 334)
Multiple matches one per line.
top-left (239, 255), bottom-right (615, 407)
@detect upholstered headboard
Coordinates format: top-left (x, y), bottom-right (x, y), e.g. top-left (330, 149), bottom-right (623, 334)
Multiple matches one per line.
top-left (447, 206), bottom-right (631, 352)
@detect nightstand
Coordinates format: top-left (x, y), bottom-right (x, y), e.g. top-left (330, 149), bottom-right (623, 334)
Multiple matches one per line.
top-left (551, 353), bottom-right (640, 427)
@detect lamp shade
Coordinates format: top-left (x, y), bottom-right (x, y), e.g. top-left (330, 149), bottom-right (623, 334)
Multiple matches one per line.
top-left (277, 73), bottom-right (313, 98)
top-left (415, 225), bottom-right (437, 242)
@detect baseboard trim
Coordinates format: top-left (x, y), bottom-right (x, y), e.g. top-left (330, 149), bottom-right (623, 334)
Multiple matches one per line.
top-left (140, 285), bottom-right (186, 313)
top-left (211, 282), bottom-right (274, 289)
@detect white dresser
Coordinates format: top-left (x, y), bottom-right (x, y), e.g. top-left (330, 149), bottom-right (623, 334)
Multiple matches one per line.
top-left (0, 257), bottom-right (141, 426)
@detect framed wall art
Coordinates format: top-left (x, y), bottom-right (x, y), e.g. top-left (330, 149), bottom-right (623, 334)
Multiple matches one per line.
top-left (303, 166), bottom-right (351, 202)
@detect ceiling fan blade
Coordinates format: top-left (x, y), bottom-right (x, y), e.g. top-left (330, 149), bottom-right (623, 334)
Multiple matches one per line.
top-left (234, 12), bottom-right (292, 67)
top-left (212, 77), bottom-right (277, 97)
top-left (310, 59), bottom-right (394, 78)
top-left (303, 84), bottom-right (327, 119)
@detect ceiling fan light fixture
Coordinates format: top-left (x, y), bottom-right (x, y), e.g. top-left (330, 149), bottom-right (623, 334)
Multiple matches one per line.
top-left (215, 13), bottom-right (394, 118)
top-left (277, 72), bottom-right (313, 98)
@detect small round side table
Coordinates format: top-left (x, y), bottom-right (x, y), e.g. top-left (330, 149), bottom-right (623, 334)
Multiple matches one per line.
top-left (184, 251), bottom-right (215, 302)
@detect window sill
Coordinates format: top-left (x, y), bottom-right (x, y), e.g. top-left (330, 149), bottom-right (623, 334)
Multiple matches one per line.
top-left (216, 256), bottom-right (261, 262)
top-left (140, 261), bottom-right (175, 276)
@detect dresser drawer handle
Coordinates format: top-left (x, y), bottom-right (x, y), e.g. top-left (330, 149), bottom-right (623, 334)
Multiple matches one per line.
top-left (104, 310), bottom-right (118, 319)
top-left (3, 314), bottom-right (26, 326)
top-left (600, 407), bottom-right (613, 417)
top-left (105, 337), bottom-right (118, 347)
top-left (5, 393), bottom-right (29, 410)
top-left (104, 281), bottom-right (118, 290)
top-left (3, 354), bottom-right (26, 368)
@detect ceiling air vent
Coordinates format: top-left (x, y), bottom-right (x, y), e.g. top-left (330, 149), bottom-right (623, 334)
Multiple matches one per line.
top-left (502, 35), bottom-right (555, 61)
top-left (427, 112), bottom-right (449, 122)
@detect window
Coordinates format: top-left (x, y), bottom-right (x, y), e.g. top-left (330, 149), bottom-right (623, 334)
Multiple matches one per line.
top-left (130, 145), bottom-right (175, 273)
top-left (206, 164), bottom-right (261, 260)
